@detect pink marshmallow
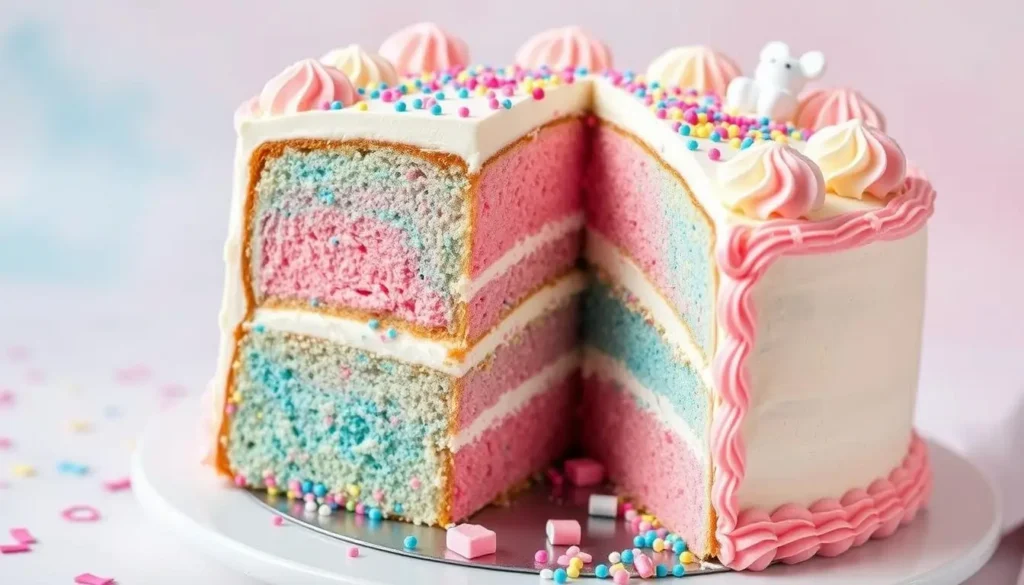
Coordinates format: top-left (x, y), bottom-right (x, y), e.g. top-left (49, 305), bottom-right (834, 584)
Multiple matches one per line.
top-left (446, 524), bottom-right (497, 559)
top-left (634, 551), bottom-right (655, 578)
top-left (613, 569), bottom-right (630, 584)
top-left (545, 519), bottom-right (581, 545)
top-left (534, 549), bottom-right (548, 563)
top-left (563, 458), bottom-right (605, 487)
top-left (557, 554), bottom-right (571, 566)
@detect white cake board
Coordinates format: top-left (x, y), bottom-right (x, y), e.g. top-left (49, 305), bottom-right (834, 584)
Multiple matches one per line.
top-left (133, 399), bottom-right (1001, 585)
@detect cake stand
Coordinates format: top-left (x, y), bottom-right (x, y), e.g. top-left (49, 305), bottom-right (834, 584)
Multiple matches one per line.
top-left (133, 399), bottom-right (1001, 585)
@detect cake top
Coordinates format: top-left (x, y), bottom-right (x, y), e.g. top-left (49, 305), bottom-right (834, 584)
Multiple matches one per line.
top-left (234, 24), bottom-right (917, 223)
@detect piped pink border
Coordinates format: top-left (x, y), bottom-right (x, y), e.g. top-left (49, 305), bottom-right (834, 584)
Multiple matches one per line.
top-left (710, 176), bottom-right (937, 570)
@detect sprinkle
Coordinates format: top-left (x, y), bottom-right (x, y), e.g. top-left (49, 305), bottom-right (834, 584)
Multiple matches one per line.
top-left (393, 503), bottom-right (403, 514)
top-left (386, 328), bottom-right (398, 339)
top-left (569, 557), bottom-right (583, 571)
top-left (672, 539), bottom-right (687, 554)
top-left (368, 508), bottom-right (383, 521)
top-left (0, 543), bottom-right (31, 554)
top-left (540, 568), bottom-right (554, 580)
top-left (532, 87), bottom-right (546, 100)
top-left (355, 102), bottom-right (368, 111)
top-left (632, 535), bottom-right (645, 547)
top-left (557, 554), bottom-right (571, 566)
top-left (348, 546), bottom-right (359, 558)
top-left (69, 420), bottom-right (92, 433)
top-left (652, 537), bottom-right (665, 552)
top-left (318, 504), bottom-right (332, 516)
top-left (553, 568), bottom-right (567, 584)
top-left (680, 551), bottom-right (696, 564)
top-left (502, 99), bottom-right (513, 109)
top-left (595, 564), bottom-right (609, 579)
top-left (687, 139), bottom-right (699, 151)
top-left (330, 101), bottom-right (342, 110)
top-left (403, 535), bottom-right (418, 549)
top-left (394, 101), bottom-right (407, 112)
top-left (708, 148), bottom-right (722, 161)
top-left (620, 549), bottom-right (634, 564)
top-left (412, 98), bottom-right (423, 110)
top-left (566, 566), bottom-right (580, 579)
top-left (74, 574), bottom-right (114, 585)
top-left (656, 564), bottom-right (668, 577)
top-left (430, 104), bottom-right (443, 115)
top-left (409, 477), bottom-right (421, 490)
top-left (62, 505), bottom-right (101, 523)
top-left (272, 515), bottom-right (284, 526)
top-left (458, 106), bottom-right (470, 118)
top-left (741, 137), bottom-right (755, 150)
top-left (0, 390), bottom-right (14, 407)
top-left (13, 464), bottom-right (35, 477)
top-left (367, 319), bottom-right (380, 330)
top-left (534, 549), bottom-right (548, 563)
top-left (608, 551), bottom-right (621, 564)
top-left (673, 564), bottom-right (686, 577)
top-left (612, 569), bottom-right (629, 584)
top-left (10, 528), bottom-right (35, 544)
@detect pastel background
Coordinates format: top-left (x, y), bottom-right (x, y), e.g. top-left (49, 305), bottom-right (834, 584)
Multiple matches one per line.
top-left (1, 0), bottom-right (1022, 583)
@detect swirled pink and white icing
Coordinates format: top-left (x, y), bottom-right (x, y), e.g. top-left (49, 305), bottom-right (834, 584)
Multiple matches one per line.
top-left (514, 26), bottom-right (613, 72)
top-left (254, 59), bottom-right (360, 118)
top-left (379, 22), bottom-right (469, 75)
top-left (320, 45), bottom-right (399, 89)
top-left (804, 119), bottom-right (907, 200)
top-left (645, 46), bottom-right (741, 96)
top-left (796, 87), bottom-right (887, 131)
top-left (716, 142), bottom-right (826, 220)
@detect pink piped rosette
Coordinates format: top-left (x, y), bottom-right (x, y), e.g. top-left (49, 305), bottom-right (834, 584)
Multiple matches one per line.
top-left (379, 22), bottom-right (469, 75)
top-left (803, 119), bottom-right (906, 200)
top-left (514, 26), bottom-right (613, 72)
top-left (259, 59), bottom-right (360, 115)
top-left (646, 46), bottom-right (741, 96)
top-left (716, 141), bottom-right (826, 220)
top-left (795, 87), bottom-right (887, 132)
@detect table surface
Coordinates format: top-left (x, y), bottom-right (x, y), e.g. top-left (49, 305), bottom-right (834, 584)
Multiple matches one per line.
top-left (1, 325), bottom-right (1022, 585)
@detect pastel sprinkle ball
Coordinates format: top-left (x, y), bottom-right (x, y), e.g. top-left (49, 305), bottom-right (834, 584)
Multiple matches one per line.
top-left (458, 106), bottom-right (470, 118)
top-left (534, 549), bottom-right (548, 563)
top-left (613, 569), bottom-right (629, 584)
top-left (595, 564), bottom-right (610, 579)
top-left (567, 566), bottom-right (581, 579)
top-left (608, 551), bottom-right (621, 563)
top-left (680, 551), bottom-right (697, 564)
top-left (348, 546), bottom-right (359, 558)
top-left (540, 568), bottom-right (554, 580)
top-left (553, 568), bottom-right (567, 584)
top-left (673, 564), bottom-right (686, 577)
top-left (403, 535), bottom-right (418, 549)
top-left (687, 139), bottom-right (699, 151)
top-left (656, 564), bottom-right (668, 577)
top-left (74, 574), bottom-right (114, 585)
top-left (620, 549), bottom-right (634, 563)
top-left (672, 539), bottom-right (687, 554)
top-left (709, 147), bottom-right (722, 161)
top-left (272, 515), bottom-right (284, 526)
top-left (532, 87), bottom-right (546, 100)
top-left (62, 505), bottom-right (101, 523)
top-left (58, 461), bottom-right (89, 476)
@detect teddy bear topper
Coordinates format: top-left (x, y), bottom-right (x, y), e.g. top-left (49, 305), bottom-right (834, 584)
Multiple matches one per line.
top-left (725, 41), bottom-right (826, 122)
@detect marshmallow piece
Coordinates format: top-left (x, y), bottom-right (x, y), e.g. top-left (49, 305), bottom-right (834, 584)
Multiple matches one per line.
top-left (563, 458), bottom-right (604, 487)
top-left (545, 519), bottom-right (581, 545)
top-left (446, 523), bottom-right (497, 559)
top-left (588, 494), bottom-right (618, 518)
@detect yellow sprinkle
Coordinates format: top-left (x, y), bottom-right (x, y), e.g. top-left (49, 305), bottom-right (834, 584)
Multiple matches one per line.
top-left (267, 486), bottom-right (280, 497)
top-left (356, 102), bottom-right (369, 111)
top-left (696, 126), bottom-right (710, 139)
top-left (726, 106), bottom-right (740, 116)
top-left (728, 124), bottom-right (740, 138)
top-left (475, 85), bottom-right (488, 96)
top-left (456, 72), bottom-right (469, 82)
top-left (775, 135), bottom-right (789, 144)
top-left (13, 464), bottom-right (35, 477)
top-left (610, 563), bottom-right (625, 574)
top-left (548, 77), bottom-right (561, 87)
top-left (752, 130), bottom-right (763, 139)
top-left (652, 538), bottom-right (665, 552)
top-left (669, 108), bottom-right (682, 121)
top-left (651, 88), bottom-right (664, 100)
top-left (641, 514), bottom-right (655, 523)
top-left (790, 130), bottom-right (803, 140)
top-left (770, 130), bottom-right (783, 139)
top-left (697, 113), bottom-right (708, 124)
top-left (287, 490), bottom-right (298, 500)
top-left (680, 551), bottom-right (697, 564)
top-left (404, 83), bottom-right (416, 93)
top-left (569, 557), bottom-right (583, 570)
top-left (69, 420), bottom-right (91, 433)
top-left (522, 80), bottom-right (534, 92)
top-left (346, 484), bottom-right (361, 498)
top-left (567, 566), bottom-right (581, 579)
top-left (729, 137), bottom-right (742, 149)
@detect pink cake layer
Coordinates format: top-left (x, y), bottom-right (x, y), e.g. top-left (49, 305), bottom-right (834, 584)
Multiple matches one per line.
top-left (471, 118), bottom-right (586, 276)
top-left (450, 373), bottom-right (576, 522)
top-left (581, 373), bottom-right (711, 557)
top-left (458, 301), bottom-right (579, 431)
top-left (466, 229), bottom-right (582, 340)
top-left (259, 209), bottom-right (447, 328)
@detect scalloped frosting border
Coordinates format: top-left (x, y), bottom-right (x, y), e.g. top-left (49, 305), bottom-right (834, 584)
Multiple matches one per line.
top-left (710, 176), bottom-right (937, 570)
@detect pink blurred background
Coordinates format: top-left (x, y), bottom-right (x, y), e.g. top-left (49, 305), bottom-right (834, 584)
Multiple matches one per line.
top-left (1, 0), bottom-right (1022, 579)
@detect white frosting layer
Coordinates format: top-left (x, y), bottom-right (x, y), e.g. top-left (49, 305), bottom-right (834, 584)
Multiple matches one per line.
top-left (461, 213), bottom-right (584, 300)
top-left (737, 228), bottom-right (927, 510)
top-left (251, 271), bottom-right (585, 377)
top-left (583, 349), bottom-right (706, 463)
top-left (585, 230), bottom-right (712, 387)
top-left (450, 351), bottom-right (580, 452)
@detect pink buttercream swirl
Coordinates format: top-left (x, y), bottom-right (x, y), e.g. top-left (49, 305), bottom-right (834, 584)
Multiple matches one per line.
top-left (257, 59), bottom-right (360, 116)
top-left (796, 87), bottom-right (886, 132)
top-left (514, 26), bottom-right (613, 72)
top-left (717, 142), bottom-right (826, 220)
top-left (379, 22), bottom-right (469, 75)
top-left (804, 119), bottom-right (907, 200)
top-left (711, 176), bottom-right (936, 570)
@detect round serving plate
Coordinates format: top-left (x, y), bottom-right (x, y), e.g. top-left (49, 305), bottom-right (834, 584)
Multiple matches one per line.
top-left (133, 399), bottom-right (1001, 585)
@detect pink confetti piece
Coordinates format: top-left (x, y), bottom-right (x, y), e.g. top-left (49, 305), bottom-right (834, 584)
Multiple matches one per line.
top-left (159, 383), bottom-right (187, 398)
top-left (102, 477), bottom-right (132, 492)
top-left (0, 437), bottom-right (12, 449)
top-left (62, 505), bottom-right (101, 523)
top-left (25, 369), bottom-right (45, 385)
top-left (6, 346), bottom-right (30, 362)
top-left (0, 390), bottom-right (14, 408)
top-left (272, 515), bottom-right (284, 526)
top-left (10, 528), bottom-right (36, 544)
top-left (114, 365), bottom-right (151, 385)
top-left (74, 573), bottom-right (114, 585)
top-left (0, 543), bottom-right (31, 554)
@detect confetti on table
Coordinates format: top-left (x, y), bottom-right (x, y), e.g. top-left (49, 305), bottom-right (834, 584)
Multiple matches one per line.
top-left (102, 477), bottom-right (131, 492)
top-left (25, 369), bottom-right (45, 384)
top-left (0, 437), bottom-right (12, 449)
top-left (10, 527), bottom-right (36, 544)
top-left (69, 420), bottom-right (92, 434)
top-left (160, 384), bottom-right (187, 398)
top-left (58, 461), bottom-right (90, 476)
top-left (74, 573), bottom-right (115, 585)
top-left (6, 345), bottom-right (30, 362)
top-left (0, 389), bottom-right (14, 408)
top-left (62, 505), bottom-right (101, 523)
top-left (13, 464), bottom-right (36, 477)
top-left (114, 364), bottom-right (151, 385)
top-left (272, 515), bottom-right (285, 526)
top-left (0, 543), bottom-right (31, 554)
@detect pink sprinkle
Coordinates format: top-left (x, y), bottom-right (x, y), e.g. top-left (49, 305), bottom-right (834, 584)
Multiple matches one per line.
top-left (534, 549), bottom-right (548, 563)
top-left (159, 384), bottom-right (186, 398)
top-left (272, 515), bottom-right (284, 526)
top-left (656, 528), bottom-right (668, 538)
top-left (25, 370), bottom-right (45, 384)
top-left (639, 520), bottom-right (652, 533)
top-left (74, 573), bottom-right (114, 585)
top-left (234, 474), bottom-right (247, 487)
top-left (321, 101), bottom-right (332, 110)
top-left (502, 86), bottom-right (514, 97)
top-left (0, 437), bottom-right (11, 449)
top-left (410, 477), bottom-right (421, 490)
top-left (114, 364), bottom-right (151, 385)
top-left (578, 552), bottom-right (593, 563)
top-left (566, 545), bottom-right (580, 557)
top-left (0, 389), bottom-right (15, 407)
top-left (304, 493), bottom-right (316, 503)
top-left (224, 404), bottom-right (237, 416)
top-left (613, 568), bottom-right (630, 584)
top-left (0, 543), bottom-right (31, 554)
top-left (622, 502), bottom-right (634, 512)
top-left (10, 528), bottom-right (36, 544)
top-left (709, 148), bottom-right (722, 161)
top-left (545, 467), bottom-right (564, 486)
top-left (457, 106), bottom-right (470, 118)
top-left (355, 503), bottom-right (366, 515)
top-left (6, 346), bottom-right (30, 362)
top-left (323, 415), bottom-right (334, 426)
top-left (486, 90), bottom-right (496, 99)
top-left (488, 98), bottom-right (500, 110)
top-left (556, 554), bottom-right (571, 566)
top-left (347, 546), bottom-right (360, 558)
top-left (288, 479), bottom-right (301, 492)
top-left (339, 366), bottom-right (351, 379)
top-left (532, 87), bottom-right (545, 100)
top-left (62, 505), bottom-right (101, 523)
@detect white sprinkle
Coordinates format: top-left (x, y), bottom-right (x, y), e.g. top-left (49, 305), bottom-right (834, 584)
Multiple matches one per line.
top-left (539, 568), bottom-right (554, 580)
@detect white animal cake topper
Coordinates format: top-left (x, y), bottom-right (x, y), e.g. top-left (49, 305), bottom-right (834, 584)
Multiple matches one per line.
top-left (725, 41), bottom-right (826, 121)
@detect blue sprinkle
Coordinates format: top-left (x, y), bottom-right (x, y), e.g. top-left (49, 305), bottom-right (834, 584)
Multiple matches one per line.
top-left (741, 137), bottom-right (755, 149)
top-left (412, 98), bottom-right (423, 110)
top-left (633, 535), bottom-right (646, 547)
top-left (403, 535), bottom-right (418, 549)
top-left (651, 81), bottom-right (661, 89)
top-left (435, 92), bottom-right (445, 101)
top-left (553, 568), bottom-right (567, 584)
top-left (399, 85), bottom-right (408, 95)
top-left (370, 90), bottom-right (380, 99)
top-left (714, 112), bottom-right (724, 121)
top-left (594, 564), bottom-right (609, 579)
top-left (430, 104), bottom-right (443, 116)
top-left (393, 503), bottom-right (403, 514)
top-left (280, 368), bottom-right (293, 380)
top-left (57, 461), bottom-right (89, 476)
top-left (368, 319), bottom-right (380, 330)
top-left (329, 237), bottom-right (339, 246)
top-left (379, 82), bottom-right (389, 90)
top-left (253, 324), bottom-right (266, 333)
top-left (301, 480), bottom-right (313, 494)
top-left (711, 132), bottom-right (722, 142)
top-left (458, 88), bottom-right (470, 99)
top-left (673, 564), bottom-right (686, 577)
top-left (502, 99), bottom-right (512, 109)
top-left (395, 101), bottom-right (407, 112)
top-left (313, 483), bottom-right (327, 497)
top-left (413, 79), bottom-right (423, 88)
top-left (679, 124), bottom-right (691, 136)
top-left (330, 101), bottom-right (342, 110)
top-left (634, 88), bottom-right (646, 98)
top-left (386, 328), bottom-right (398, 339)
top-left (621, 549), bottom-right (634, 564)
top-left (645, 529), bottom-right (657, 540)
top-left (697, 106), bottom-right (707, 113)
top-left (368, 508), bottom-right (383, 521)
top-left (672, 540), bottom-right (687, 554)
top-left (577, 67), bottom-right (589, 76)
top-left (644, 533), bottom-right (657, 547)
top-left (760, 116), bottom-right (771, 125)
top-left (357, 88), bottom-right (366, 95)
top-left (687, 139), bottom-right (699, 151)
top-left (656, 564), bottom-right (668, 578)
top-left (309, 297), bottom-right (320, 307)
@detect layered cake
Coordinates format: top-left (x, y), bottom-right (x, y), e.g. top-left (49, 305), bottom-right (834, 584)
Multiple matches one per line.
top-left (206, 23), bottom-right (935, 570)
